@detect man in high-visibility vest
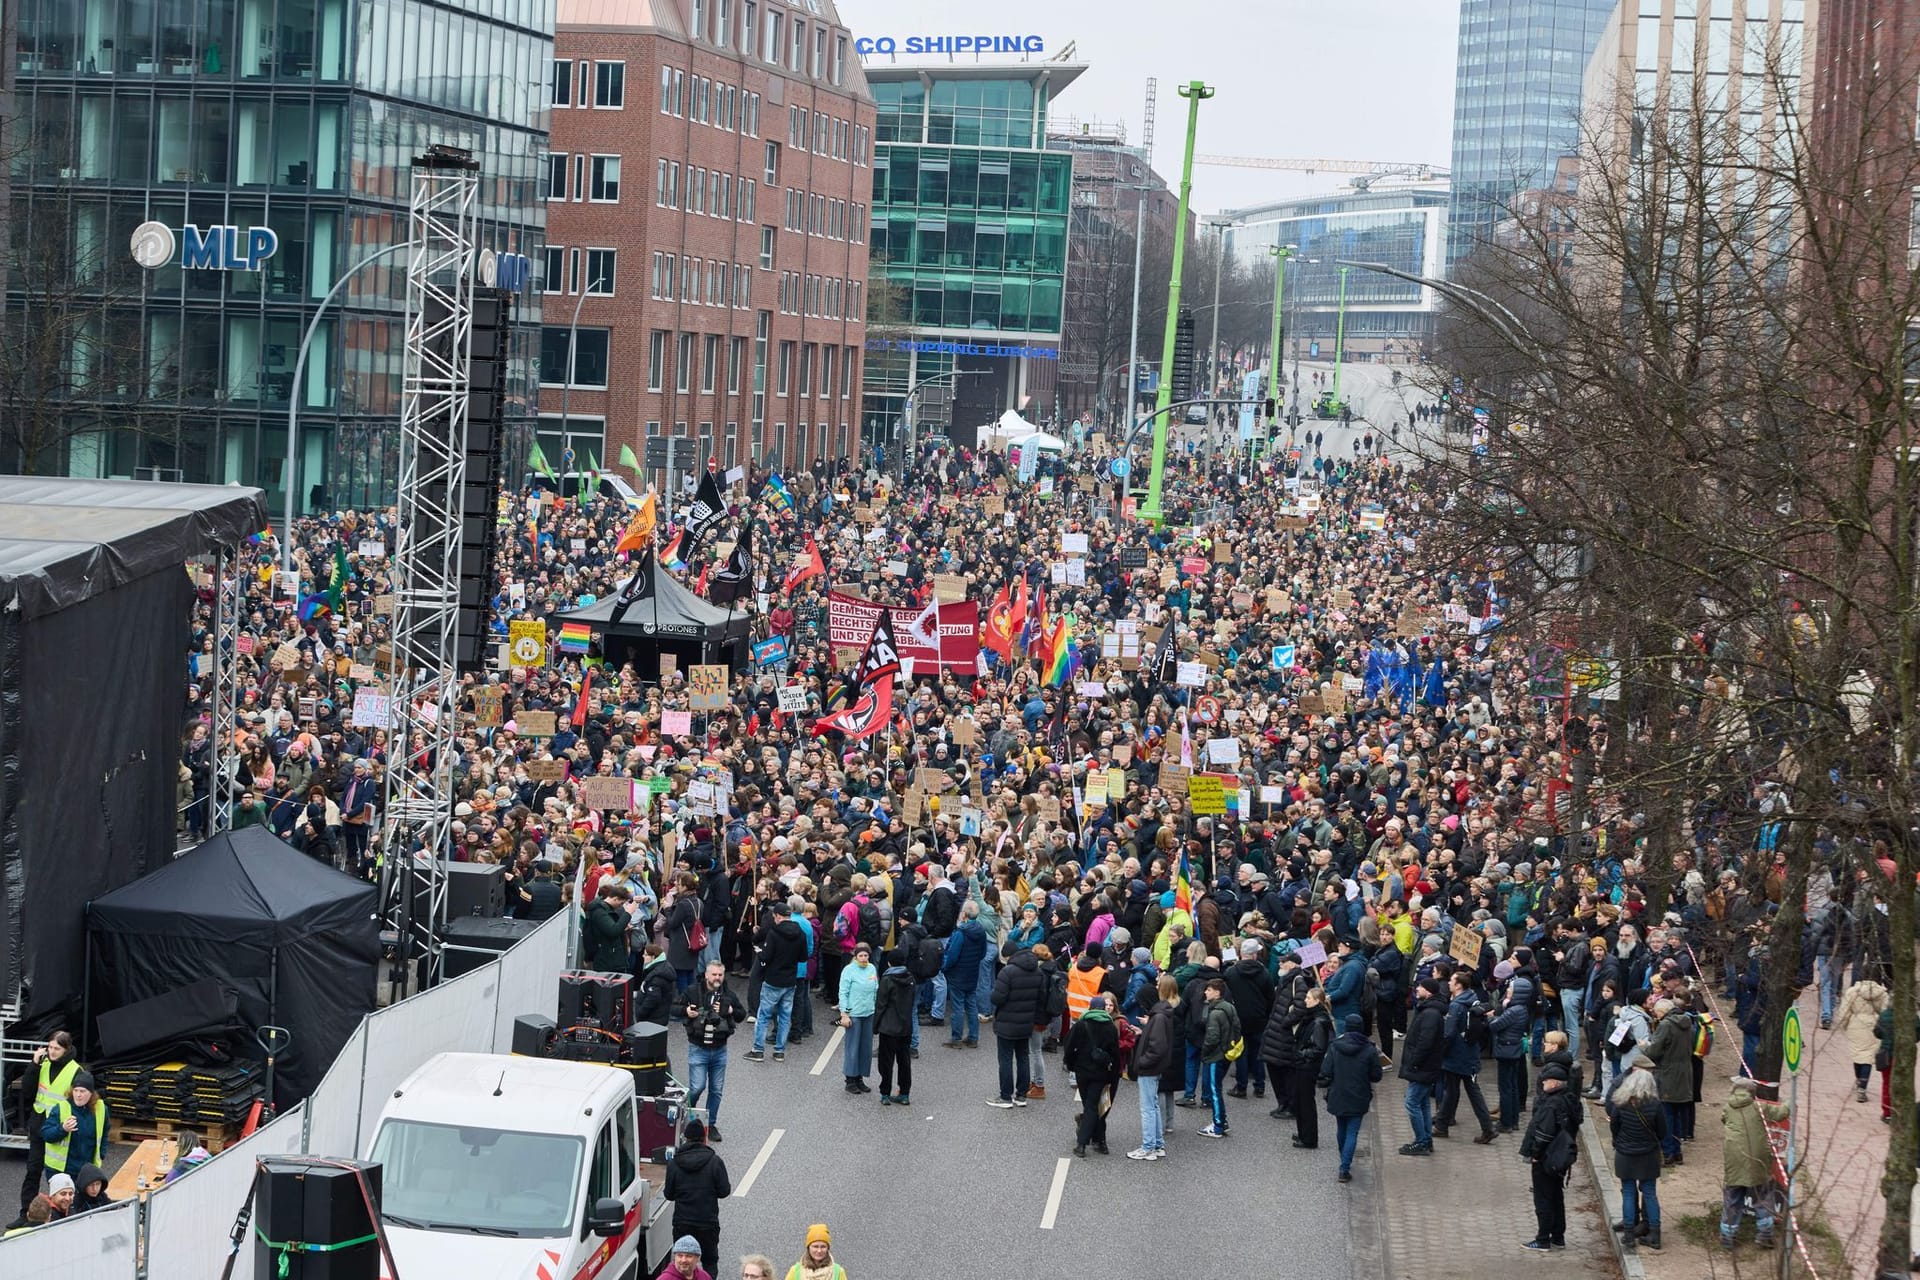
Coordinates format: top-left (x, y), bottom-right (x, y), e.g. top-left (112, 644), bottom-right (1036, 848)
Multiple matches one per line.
top-left (41, 1071), bottom-right (108, 1182)
top-left (16, 1032), bottom-right (77, 1213)
top-left (1065, 952), bottom-right (1108, 1025)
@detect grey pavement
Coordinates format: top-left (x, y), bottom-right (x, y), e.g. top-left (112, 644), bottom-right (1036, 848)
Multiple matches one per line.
top-left (663, 993), bottom-right (1360, 1278)
top-left (1375, 1067), bottom-right (1620, 1280)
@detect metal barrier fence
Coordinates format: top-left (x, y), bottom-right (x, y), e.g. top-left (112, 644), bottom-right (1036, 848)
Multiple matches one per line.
top-left (0, 912), bottom-right (571, 1278)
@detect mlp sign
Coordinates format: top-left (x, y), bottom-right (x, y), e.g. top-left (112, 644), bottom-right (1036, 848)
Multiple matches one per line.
top-left (130, 220), bottom-right (279, 272)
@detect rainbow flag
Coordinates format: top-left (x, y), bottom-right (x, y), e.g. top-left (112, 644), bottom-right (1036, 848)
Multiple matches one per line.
top-left (764, 473), bottom-right (796, 513)
top-left (1175, 848), bottom-right (1193, 914)
top-left (558, 621), bottom-right (592, 653)
top-left (1041, 618), bottom-right (1072, 687)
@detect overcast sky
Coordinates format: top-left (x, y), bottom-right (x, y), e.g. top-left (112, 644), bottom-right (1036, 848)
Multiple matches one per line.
top-left (835, 0), bottom-right (1463, 215)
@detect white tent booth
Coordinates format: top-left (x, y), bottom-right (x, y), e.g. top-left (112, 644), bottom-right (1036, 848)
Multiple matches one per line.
top-left (982, 409), bottom-right (1067, 454)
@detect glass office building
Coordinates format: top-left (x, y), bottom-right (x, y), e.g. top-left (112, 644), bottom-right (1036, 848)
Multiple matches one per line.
top-left (8, 0), bottom-right (550, 509)
top-left (1222, 181), bottom-right (1449, 365)
top-left (1447, 0), bottom-right (1613, 270)
top-left (861, 62), bottom-right (1076, 448)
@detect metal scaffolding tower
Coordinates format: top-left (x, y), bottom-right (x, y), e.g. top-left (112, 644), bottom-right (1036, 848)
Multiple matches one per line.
top-left (207, 544), bottom-right (244, 834)
top-left (379, 146), bottom-right (481, 994)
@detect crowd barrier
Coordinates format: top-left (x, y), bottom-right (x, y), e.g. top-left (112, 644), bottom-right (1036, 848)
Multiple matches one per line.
top-left (1, 912), bottom-right (571, 1278)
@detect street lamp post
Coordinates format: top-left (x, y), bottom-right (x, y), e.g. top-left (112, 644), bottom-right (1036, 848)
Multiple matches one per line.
top-left (1332, 264), bottom-right (1350, 408)
top-left (284, 238), bottom-right (416, 570)
top-left (1124, 196), bottom-right (1146, 431)
top-left (1205, 220), bottom-right (1226, 457)
top-left (1141, 79), bottom-right (1215, 525)
top-left (555, 268), bottom-right (610, 483)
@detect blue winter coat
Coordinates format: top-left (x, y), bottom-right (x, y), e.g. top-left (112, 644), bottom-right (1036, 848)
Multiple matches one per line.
top-left (1441, 990), bottom-right (1485, 1076)
top-left (943, 918), bottom-right (987, 976)
top-left (1322, 951), bottom-right (1367, 1028)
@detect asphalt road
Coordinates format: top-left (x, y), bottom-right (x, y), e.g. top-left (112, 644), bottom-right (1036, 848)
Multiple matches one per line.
top-left (661, 993), bottom-right (1365, 1279)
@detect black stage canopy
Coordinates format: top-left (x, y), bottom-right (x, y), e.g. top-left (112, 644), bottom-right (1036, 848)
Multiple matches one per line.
top-left (556, 565), bottom-right (752, 673)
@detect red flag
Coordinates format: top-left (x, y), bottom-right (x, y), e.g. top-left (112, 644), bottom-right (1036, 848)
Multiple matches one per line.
top-left (983, 583), bottom-right (1014, 660)
top-left (1008, 576), bottom-right (1029, 642)
top-left (570, 668), bottom-right (594, 728)
top-left (812, 674), bottom-right (894, 739)
top-left (784, 536), bottom-right (826, 594)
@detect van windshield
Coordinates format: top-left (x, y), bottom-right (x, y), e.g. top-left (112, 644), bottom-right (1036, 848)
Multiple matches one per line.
top-left (370, 1120), bottom-right (582, 1237)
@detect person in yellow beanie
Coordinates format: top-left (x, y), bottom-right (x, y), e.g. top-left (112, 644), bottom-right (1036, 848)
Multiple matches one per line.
top-left (783, 1223), bottom-right (847, 1280)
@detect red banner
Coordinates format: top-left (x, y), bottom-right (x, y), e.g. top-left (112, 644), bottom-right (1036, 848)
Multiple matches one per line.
top-left (828, 593), bottom-right (979, 671)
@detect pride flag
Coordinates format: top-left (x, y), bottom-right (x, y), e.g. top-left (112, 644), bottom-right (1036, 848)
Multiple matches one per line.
top-left (764, 473), bottom-right (796, 513)
top-left (1175, 848), bottom-right (1192, 914)
top-left (558, 622), bottom-right (592, 653)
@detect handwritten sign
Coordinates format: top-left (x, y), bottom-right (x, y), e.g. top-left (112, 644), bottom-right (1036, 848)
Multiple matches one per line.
top-left (516, 710), bottom-right (557, 737)
top-left (687, 664), bottom-right (728, 711)
top-left (1176, 661), bottom-right (1207, 688)
top-left (661, 710), bottom-right (693, 737)
top-left (581, 776), bottom-right (637, 811)
top-left (1186, 775), bottom-right (1227, 815)
top-left (1035, 794), bottom-right (1062, 826)
top-left (471, 686), bottom-right (505, 728)
top-left (933, 573), bottom-right (969, 603)
top-left (1293, 940), bottom-right (1328, 968)
top-left (1158, 763), bottom-right (1190, 796)
top-left (350, 689), bottom-right (392, 729)
top-left (348, 662), bottom-right (376, 683)
top-left (526, 759), bottom-right (568, 782)
top-left (508, 620), bottom-right (547, 668)
top-left (776, 685), bottom-right (811, 713)
top-left (272, 641), bottom-right (303, 670)
top-left (1448, 927), bottom-right (1484, 968)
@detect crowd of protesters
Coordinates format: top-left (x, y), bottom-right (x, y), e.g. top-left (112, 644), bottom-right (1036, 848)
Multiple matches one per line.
top-left (130, 404), bottom-right (1919, 1266)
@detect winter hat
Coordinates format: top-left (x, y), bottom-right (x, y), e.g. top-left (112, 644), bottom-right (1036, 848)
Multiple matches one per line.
top-left (70, 1071), bottom-right (96, 1093)
top-left (1344, 1014), bottom-right (1365, 1033)
top-left (1238, 939), bottom-right (1262, 959)
top-left (1540, 1063), bottom-right (1570, 1083)
top-left (1159, 891), bottom-right (1176, 910)
top-left (1493, 961), bottom-right (1515, 982)
top-left (806, 1224), bottom-right (832, 1248)
top-left (1132, 947), bottom-right (1152, 966)
top-left (48, 1174), bottom-right (74, 1196)
top-left (683, 1116), bottom-right (707, 1144)
top-left (672, 1236), bottom-right (702, 1256)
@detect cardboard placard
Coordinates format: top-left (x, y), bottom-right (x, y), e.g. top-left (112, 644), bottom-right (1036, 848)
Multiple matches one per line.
top-left (526, 759), bottom-right (568, 782)
top-left (1448, 927), bottom-right (1484, 968)
top-left (1213, 541), bottom-right (1234, 564)
top-left (933, 573), bottom-right (969, 604)
top-left (471, 686), bottom-right (505, 728)
top-left (659, 652), bottom-right (678, 679)
top-left (1158, 763), bottom-right (1190, 796)
top-left (279, 664), bottom-right (308, 687)
top-left (582, 776), bottom-right (637, 811)
top-left (834, 646), bottom-right (863, 672)
top-left (1035, 794), bottom-right (1061, 826)
top-left (915, 766), bottom-right (958, 795)
top-left (688, 664), bottom-right (729, 711)
top-left (950, 718), bottom-right (978, 747)
top-left (903, 788), bottom-right (927, 825)
top-left (373, 593), bottom-right (395, 615)
top-left (982, 495), bottom-right (1005, 516)
top-left (661, 710), bottom-right (693, 736)
top-left (517, 710), bottom-right (557, 737)
top-left (272, 641), bottom-right (303, 670)
top-left (777, 685), bottom-right (811, 713)
top-left (348, 662), bottom-right (376, 683)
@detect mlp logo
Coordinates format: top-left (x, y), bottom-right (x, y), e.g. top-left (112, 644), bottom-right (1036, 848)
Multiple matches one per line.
top-left (130, 221), bottom-right (279, 271)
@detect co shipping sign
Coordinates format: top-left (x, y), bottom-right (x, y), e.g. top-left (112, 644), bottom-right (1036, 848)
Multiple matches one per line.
top-left (131, 221), bottom-right (279, 272)
top-left (855, 34), bottom-right (1044, 56)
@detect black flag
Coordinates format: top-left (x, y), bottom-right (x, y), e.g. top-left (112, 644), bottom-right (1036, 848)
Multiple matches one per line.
top-left (686, 470), bottom-right (727, 544)
top-left (1149, 621), bottom-right (1178, 686)
top-left (711, 525), bottom-right (753, 605)
top-left (607, 545), bottom-right (656, 624)
top-left (854, 610), bottom-right (902, 688)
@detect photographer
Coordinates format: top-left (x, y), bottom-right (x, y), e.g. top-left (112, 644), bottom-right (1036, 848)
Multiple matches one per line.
top-left (683, 961), bottom-right (747, 1143)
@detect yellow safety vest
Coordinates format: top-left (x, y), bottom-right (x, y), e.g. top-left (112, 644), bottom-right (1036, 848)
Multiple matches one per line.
top-left (1065, 965), bottom-right (1107, 1024)
top-left (43, 1097), bottom-right (107, 1174)
top-left (32, 1058), bottom-right (78, 1118)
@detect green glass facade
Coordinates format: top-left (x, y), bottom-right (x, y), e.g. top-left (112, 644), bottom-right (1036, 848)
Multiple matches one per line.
top-left (861, 66), bottom-right (1073, 445)
top-left (7, 0), bottom-right (550, 507)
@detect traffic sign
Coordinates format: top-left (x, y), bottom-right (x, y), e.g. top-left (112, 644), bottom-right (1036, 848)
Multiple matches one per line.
top-left (1782, 1006), bottom-right (1803, 1074)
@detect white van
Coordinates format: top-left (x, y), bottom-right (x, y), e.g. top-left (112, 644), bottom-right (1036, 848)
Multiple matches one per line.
top-left (368, 1053), bottom-right (670, 1280)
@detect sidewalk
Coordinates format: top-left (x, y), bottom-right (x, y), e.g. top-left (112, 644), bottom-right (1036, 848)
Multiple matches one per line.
top-left (1599, 985), bottom-right (1891, 1280)
top-left (1376, 1067), bottom-right (1619, 1279)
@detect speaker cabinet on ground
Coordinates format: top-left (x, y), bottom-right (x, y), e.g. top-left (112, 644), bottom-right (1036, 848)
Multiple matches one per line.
top-left (253, 1157), bottom-right (383, 1280)
top-left (441, 915), bottom-right (538, 978)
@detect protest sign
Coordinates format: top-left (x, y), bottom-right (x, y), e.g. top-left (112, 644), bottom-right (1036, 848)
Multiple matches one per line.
top-left (516, 710), bottom-right (557, 737)
top-left (688, 664), bottom-right (728, 711)
top-left (661, 710), bottom-right (693, 736)
top-left (582, 777), bottom-right (636, 811)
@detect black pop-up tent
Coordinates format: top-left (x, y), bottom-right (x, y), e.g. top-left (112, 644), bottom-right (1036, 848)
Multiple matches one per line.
top-left (86, 827), bottom-right (378, 1106)
top-left (555, 559), bottom-right (752, 674)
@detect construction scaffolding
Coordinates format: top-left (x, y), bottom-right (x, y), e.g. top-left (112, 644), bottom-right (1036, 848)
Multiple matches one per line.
top-left (379, 146), bottom-right (481, 997)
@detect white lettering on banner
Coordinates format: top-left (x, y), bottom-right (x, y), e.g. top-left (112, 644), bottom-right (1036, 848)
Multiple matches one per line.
top-left (826, 592), bottom-right (981, 670)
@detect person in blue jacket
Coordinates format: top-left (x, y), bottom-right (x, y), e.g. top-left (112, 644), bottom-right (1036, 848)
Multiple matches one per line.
top-left (40, 1072), bottom-right (107, 1182)
top-left (1322, 936), bottom-right (1367, 1030)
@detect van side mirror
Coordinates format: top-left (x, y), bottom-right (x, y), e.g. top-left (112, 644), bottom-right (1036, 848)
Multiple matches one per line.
top-left (587, 1197), bottom-right (626, 1237)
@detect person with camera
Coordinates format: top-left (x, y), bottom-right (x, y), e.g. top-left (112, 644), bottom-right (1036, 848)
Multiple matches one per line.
top-left (683, 961), bottom-right (747, 1142)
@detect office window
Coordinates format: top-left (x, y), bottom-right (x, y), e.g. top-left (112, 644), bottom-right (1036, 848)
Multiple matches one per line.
top-left (790, 18), bottom-right (805, 72)
top-left (552, 60), bottom-right (573, 107)
top-left (735, 265), bottom-right (750, 307)
top-left (568, 248), bottom-right (582, 294)
top-left (579, 63), bottom-right (591, 107)
top-left (842, 345), bottom-right (855, 396)
top-left (691, 0), bottom-right (707, 43)
top-left (547, 153), bottom-right (568, 200)
top-left (759, 226), bottom-right (775, 268)
top-left (661, 65), bottom-right (673, 113)
top-left (650, 251), bottom-right (667, 298)
top-left (799, 344), bottom-right (813, 396)
top-left (776, 341), bottom-right (794, 395)
top-left (595, 61), bottom-right (625, 108)
top-left (541, 327), bottom-right (610, 388)
top-left (590, 156), bottom-right (621, 202)
top-left (741, 179), bottom-right (756, 221)
top-left (683, 257), bottom-right (698, 303)
top-left (656, 159), bottom-right (670, 206)
top-left (573, 154), bottom-right (586, 202)
top-left (716, 0), bottom-right (731, 47)
top-left (648, 330), bottom-right (668, 391)
top-left (728, 337), bottom-right (745, 392)
top-left (720, 173), bottom-right (732, 218)
top-left (832, 34), bottom-right (846, 84)
top-left (668, 162), bottom-right (679, 206)
top-left (747, 93), bottom-right (761, 137)
top-left (821, 345), bottom-right (835, 398)
top-left (541, 246), bottom-right (564, 294)
top-left (742, 0), bottom-right (756, 53)
top-left (764, 8), bottom-right (783, 63)
top-left (690, 167), bottom-right (704, 214)
top-left (703, 335), bottom-right (720, 392)
top-left (672, 69), bottom-right (684, 114)
top-left (677, 333), bottom-right (694, 391)
top-left (585, 249), bottom-right (616, 295)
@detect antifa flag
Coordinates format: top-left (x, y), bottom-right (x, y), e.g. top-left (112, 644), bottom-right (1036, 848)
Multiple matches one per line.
top-left (1148, 621), bottom-right (1177, 686)
top-left (607, 545), bottom-right (656, 624)
top-left (852, 610), bottom-right (902, 687)
top-left (686, 470), bottom-right (727, 543)
top-left (711, 525), bottom-right (753, 605)
top-left (812, 673), bottom-right (894, 740)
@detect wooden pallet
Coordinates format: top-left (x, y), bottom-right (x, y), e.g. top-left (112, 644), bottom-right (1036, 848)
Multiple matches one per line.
top-left (109, 1116), bottom-right (245, 1153)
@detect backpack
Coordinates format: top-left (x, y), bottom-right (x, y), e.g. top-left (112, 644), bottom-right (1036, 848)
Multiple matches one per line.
top-left (1360, 964), bottom-right (1380, 1014)
top-left (1692, 1011), bottom-right (1716, 1059)
top-left (1043, 968), bottom-right (1070, 1020)
top-left (911, 935), bottom-right (944, 981)
top-left (856, 900), bottom-right (884, 951)
top-left (1542, 1120), bottom-right (1577, 1175)
top-left (684, 914), bottom-right (709, 954)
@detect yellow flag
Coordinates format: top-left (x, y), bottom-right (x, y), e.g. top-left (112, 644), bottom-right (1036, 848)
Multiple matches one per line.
top-left (615, 493), bottom-right (657, 554)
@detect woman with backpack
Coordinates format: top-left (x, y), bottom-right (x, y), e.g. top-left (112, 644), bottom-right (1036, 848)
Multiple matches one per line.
top-left (1128, 974), bottom-right (1181, 1160)
top-left (663, 872), bottom-right (705, 994)
top-left (1606, 1057), bottom-right (1668, 1251)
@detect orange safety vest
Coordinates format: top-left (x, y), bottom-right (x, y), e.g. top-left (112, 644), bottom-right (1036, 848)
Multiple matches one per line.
top-left (1065, 964), bottom-right (1107, 1023)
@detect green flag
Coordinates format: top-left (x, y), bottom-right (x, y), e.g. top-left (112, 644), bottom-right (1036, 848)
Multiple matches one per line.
top-left (619, 443), bottom-right (641, 471)
top-left (327, 542), bottom-right (351, 615)
top-left (528, 439), bottom-right (557, 480)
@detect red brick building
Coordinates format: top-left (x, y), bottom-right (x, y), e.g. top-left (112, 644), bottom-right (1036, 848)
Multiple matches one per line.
top-left (540, 0), bottom-right (875, 486)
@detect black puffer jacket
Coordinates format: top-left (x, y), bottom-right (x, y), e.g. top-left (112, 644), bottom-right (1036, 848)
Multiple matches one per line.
top-left (1259, 968), bottom-right (1310, 1067)
top-left (1223, 957), bottom-right (1276, 1041)
top-left (1398, 995), bottom-right (1447, 1085)
top-left (874, 964), bottom-right (917, 1039)
top-left (1324, 1031), bottom-right (1384, 1117)
top-left (991, 948), bottom-right (1046, 1036)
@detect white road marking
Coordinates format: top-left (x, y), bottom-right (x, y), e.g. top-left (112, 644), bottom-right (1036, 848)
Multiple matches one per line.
top-left (810, 1026), bottom-right (845, 1076)
top-left (1039, 1157), bottom-right (1071, 1230)
top-left (734, 1127), bottom-right (784, 1198)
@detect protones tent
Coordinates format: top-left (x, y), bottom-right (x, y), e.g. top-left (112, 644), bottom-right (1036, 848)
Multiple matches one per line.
top-left (86, 828), bottom-right (378, 1106)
